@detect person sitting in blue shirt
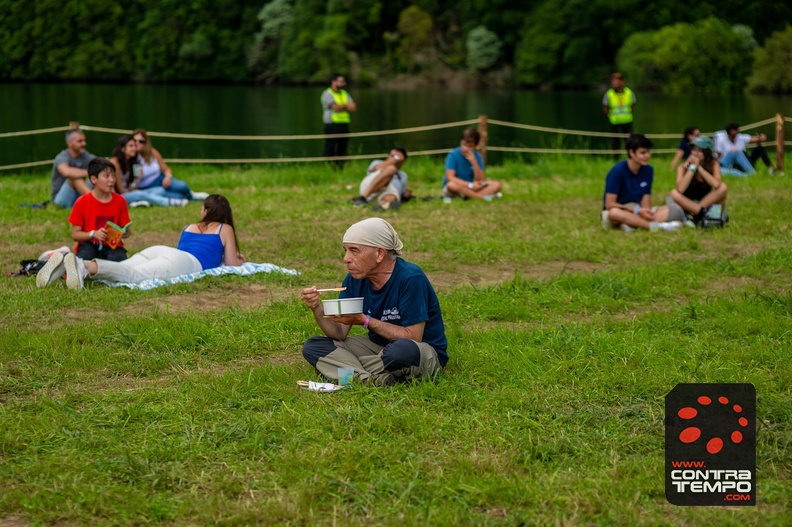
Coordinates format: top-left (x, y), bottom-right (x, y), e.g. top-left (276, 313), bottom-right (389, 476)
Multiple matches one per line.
top-left (601, 134), bottom-right (682, 232)
top-left (669, 126), bottom-right (700, 173)
top-left (300, 218), bottom-right (447, 386)
top-left (442, 127), bottom-right (502, 200)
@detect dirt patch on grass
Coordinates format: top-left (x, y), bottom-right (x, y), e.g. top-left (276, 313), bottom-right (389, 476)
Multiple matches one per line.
top-left (66, 284), bottom-right (298, 323)
top-left (0, 516), bottom-right (31, 527)
top-left (4, 353), bottom-right (304, 406)
top-left (428, 260), bottom-right (605, 291)
top-left (157, 284), bottom-right (292, 313)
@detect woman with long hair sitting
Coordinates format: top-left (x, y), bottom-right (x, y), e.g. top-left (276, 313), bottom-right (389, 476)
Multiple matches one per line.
top-left (39, 195), bottom-right (245, 290)
top-left (110, 135), bottom-right (188, 207)
top-left (669, 126), bottom-right (700, 172)
top-left (132, 128), bottom-right (208, 201)
top-left (669, 136), bottom-right (728, 225)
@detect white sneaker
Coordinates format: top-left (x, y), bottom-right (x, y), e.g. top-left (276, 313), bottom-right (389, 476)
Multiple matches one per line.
top-left (63, 253), bottom-right (87, 290)
top-left (190, 191), bottom-right (210, 200)
top-left (36, 252), bottom-right (66, 288)
top-left (169, 198), bottom-right (189, 207)
top-left (650, 221), bottom-right (683, 232)
top-left (620, 224), bottom-right (635, 232)
top-left (37, 246), bottom-right (70, 261)
top-left (129, 200), bottom-right (150, 208)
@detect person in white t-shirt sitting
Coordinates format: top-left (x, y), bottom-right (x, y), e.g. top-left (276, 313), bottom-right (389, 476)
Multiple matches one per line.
top-left (352, 147), bottom-right (412, 211)
top-left (714, 122), bottom-right (775, 176)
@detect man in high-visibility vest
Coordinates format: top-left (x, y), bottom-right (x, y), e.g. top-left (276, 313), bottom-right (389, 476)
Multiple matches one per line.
top-left (321, 73), bottom-right (357, 168)
top-left (602, 72), bottom-right (636, 154)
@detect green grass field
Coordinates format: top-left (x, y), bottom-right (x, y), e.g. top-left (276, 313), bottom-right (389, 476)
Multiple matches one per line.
top-left (1, 155), bottom-right (790, 526)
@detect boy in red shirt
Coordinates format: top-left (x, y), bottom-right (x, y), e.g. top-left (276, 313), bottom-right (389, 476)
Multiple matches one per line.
top-left (38, 158), bottom-right (132, 288)
top-left (69, 157), bottom-right (132, 261)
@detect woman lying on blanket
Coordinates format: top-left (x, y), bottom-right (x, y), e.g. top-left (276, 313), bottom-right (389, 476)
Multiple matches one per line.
top-left (37, 194), bottom-right (245, 290)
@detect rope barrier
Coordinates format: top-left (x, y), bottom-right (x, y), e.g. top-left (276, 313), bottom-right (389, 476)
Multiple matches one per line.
top-left (477, 140), bottom-right (780, 156)
top-left (81, 120), bottom-right (479, 140)
top-left (487, 116), bottom-right (779, 139)
top-left (0, 160), bottom-right (53, 171)
top-left (2, 116), bottom-right (776, 142)
top-left (0, 126), bottom-right (70, 139)
top-left (488, 146), bottom-right (679, 155)
top-left (7, 142), bottom-right (780, 170)
top-left (487, 119), bottom-right (678, 139)
top-left (738, 117), bottom-right (781, 130)
top-left (165, 149), bottom-right (453, 164)
top-left (0, 115), bottom-right (784, 171)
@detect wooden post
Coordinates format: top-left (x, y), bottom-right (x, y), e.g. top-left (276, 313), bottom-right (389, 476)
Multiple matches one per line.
top-left (776, 113), bottom-right (784, 172)
top-left (478, 114), bottom-right (488, 163)
top-left (69, 121), bottom-right (80, 130)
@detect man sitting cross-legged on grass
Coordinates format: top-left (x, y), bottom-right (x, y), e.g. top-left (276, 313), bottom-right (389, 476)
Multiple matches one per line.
top-left (442, 127), bottom-right (502, 200)
top-left (300, 218), bottom-right (447, 386)
top-left (352, 147), bottom-right (412, 211)
top-left (601, 134), bottom-right (682, 232)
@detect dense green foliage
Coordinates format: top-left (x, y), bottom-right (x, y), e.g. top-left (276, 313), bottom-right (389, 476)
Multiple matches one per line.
top-left (466, 26), bottom-right (502, 72)
top-left (1, 157), bottom-right (790, 524)
top-left (617, 18), bottom-right (756, 93)
top-left (749, 25), bottom-right (792, 93)
top-left (1, 0), bottom-right (791, 89)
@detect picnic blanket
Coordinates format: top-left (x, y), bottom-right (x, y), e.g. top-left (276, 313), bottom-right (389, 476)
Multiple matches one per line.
top-left (95, 262), bottom-right (299, 291)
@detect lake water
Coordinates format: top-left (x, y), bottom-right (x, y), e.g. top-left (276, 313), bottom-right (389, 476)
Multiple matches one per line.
top-left (0, 83), bottom-right (788, 168)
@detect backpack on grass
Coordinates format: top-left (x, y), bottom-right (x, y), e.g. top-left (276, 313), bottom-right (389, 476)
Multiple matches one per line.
top-left (8, 259), bottom-right (47, 277)
top-left (700, 204), bottom-right (728, 229)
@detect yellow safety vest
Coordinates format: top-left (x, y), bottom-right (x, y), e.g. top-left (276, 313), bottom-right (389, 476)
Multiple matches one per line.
top-left (606, 87), bottom-right (634, 125)
top-left (329, 89), bottom-right (351, 124)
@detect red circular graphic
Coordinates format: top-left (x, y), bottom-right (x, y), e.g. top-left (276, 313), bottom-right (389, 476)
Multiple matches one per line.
top-left (676, 394), bottom-right (748, 455)
top-left (706, 437), bottom-right (724, 454)
top-left (680, 427), bottom-right (702, 443)
top-left (678, 407), bottom-right (697, 419)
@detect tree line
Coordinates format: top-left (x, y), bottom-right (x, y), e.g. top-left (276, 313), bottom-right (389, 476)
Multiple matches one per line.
top-left (1, 0), bottom-right (790, 92)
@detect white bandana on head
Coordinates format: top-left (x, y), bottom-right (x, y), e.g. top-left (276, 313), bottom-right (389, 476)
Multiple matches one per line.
top-left (342, 218), bottom-right (403, 256)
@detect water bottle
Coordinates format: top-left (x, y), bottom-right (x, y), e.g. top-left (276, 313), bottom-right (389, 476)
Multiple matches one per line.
top-left (131, 163), bottom-right (142, 189)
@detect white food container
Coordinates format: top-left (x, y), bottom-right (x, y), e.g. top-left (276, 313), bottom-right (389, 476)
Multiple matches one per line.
top-left (322, 297), bottom-right (364, 315)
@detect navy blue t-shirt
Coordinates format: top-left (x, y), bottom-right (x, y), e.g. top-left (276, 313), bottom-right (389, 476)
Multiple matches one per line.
top-left (340, 258), bottom-right (448, 366)
top-left (677, 138), bottom-right (692, 158)
top-left (602, 160), bottom-right (654, 209)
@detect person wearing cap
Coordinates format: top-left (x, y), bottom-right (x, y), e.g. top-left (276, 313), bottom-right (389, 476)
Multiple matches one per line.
top-left (714, 122), bottom-right (775, 176)
top-left (602, 73), bottom-right (636, 153)
top-left (601, 134), bottom-right (682, 232)
top-left (351, 147), bottom-right (412, 211)
top-left (668, 136), bottom-right (728, 225)
top-left (300, 218), bottom-right (447, 386)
